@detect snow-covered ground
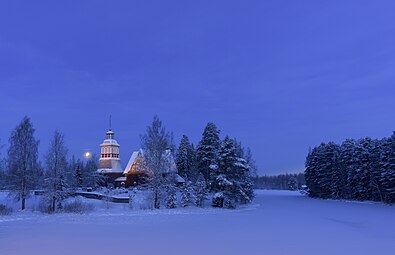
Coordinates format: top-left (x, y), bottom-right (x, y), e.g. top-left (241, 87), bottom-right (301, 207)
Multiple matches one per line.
top-left (1, 190), bottom-right (394, 255)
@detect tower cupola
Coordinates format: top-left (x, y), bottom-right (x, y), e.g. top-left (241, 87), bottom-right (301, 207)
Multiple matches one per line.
top-left (97, 117), bottom-right (124, 174)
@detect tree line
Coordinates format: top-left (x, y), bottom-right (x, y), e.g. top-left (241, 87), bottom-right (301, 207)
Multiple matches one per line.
top-left (0, 116), bottom-right (256, 211)
top-left (305, 133), bottom-right (395, 204)
top-left (253, 173), bottom-right (305, 190)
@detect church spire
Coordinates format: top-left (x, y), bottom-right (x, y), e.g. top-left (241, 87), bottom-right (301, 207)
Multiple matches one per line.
top-left (106, 115), bottom-right (114, 139)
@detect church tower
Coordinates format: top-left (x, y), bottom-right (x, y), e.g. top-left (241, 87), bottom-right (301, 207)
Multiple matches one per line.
top-left (97, 119), bottom-right (124, 179)
top-left (100, 130), bottom-right (120, 159)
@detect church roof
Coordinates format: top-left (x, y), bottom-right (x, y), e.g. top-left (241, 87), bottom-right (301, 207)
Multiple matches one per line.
top-left (123, 149), bottom-right (178, 175)
top-left (97, 158), bottom-right (124, 173)
top-left (100, 139), bottom-right (120, 147)
top-left (123, 150), bottom-right (141, 174)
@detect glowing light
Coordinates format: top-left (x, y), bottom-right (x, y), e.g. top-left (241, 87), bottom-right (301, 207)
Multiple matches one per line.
top-left (84, 152), bottom-right (91, 158)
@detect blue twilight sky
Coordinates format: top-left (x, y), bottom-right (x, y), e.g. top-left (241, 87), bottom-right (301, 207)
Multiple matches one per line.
top-left (1, 1), bottom-right (395, 175)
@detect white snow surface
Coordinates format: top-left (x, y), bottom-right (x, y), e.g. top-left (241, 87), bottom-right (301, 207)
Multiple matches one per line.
top-left (1, 190), bottom-right (395, 255)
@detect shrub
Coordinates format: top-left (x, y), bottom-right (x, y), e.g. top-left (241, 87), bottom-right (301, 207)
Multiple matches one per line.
top-left (63, 199), bottom-right (94, 214)
top-left (37, 197), bottom-right (54, 214)
top-left (0, 204), bottom-right (13, 215)
top-left (212, 192), bottom-right (224, 208)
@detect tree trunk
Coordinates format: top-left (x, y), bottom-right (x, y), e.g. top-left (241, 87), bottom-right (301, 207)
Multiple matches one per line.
top-left (154, 190), bottom-right (160, 209)
top-left (52, 197), bottom-right (56, 212)
top-left (21, 197), bottom-right (26, 210)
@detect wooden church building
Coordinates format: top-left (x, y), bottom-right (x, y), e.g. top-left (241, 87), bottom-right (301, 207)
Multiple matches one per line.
top-left (97, 127), bottom-right (183, 188)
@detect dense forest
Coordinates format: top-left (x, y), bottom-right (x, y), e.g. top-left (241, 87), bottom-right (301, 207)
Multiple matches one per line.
top-left (305, 133), bottom-right (395, 204)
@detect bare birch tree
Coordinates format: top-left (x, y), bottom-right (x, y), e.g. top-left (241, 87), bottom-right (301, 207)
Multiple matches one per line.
top-left (140, 115), bottom-right (172, 209)
top-left (7, 116), bottom-right (40, 210)
top-left (44, 130), bottom-right (69, 212)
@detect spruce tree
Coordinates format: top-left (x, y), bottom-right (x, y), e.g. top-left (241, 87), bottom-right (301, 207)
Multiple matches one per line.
top-left (380, 133), bottom-right (395, 203)
top-left (196, 122), bottom-right (221, 188)
top-left (194, 173), bottom-right (208, 207)
top-left (234, 155), bottom-right (254, 204)
top-left (214, 136), bottom-right (253, 208)
top-left (75, 161), bottom-right (83, 189)
top-left (305, 144), bottom-right (327, 198)
top-left (339, 139), bottom-right (357, 199)
top-left (83, 155), bottom-right (104, 188)
top-left (369, 139), bottom-right (384, 202)
top-left (181, 180), bottom-right (195, 207)
top-left (288, 177), bottom-right (298, 190)
top-left (244, 147), bottom-right (258, 178)
top-left (304, 147), bottom-right (317, 197)
top-left (165, 173), bottom-right (177, 209)
top-left (349, 138), bottom-right (372, 200)
top-left (325, 142), bottom-right (342, 199)
top-left (176, 135), bottom-right (197, 181)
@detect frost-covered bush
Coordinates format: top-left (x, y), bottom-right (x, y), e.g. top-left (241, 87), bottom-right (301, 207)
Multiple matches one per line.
top-left (63, 199), bottom-right (94, 214)
top-left (223, 195), bottom-right (236, 209)
top-left (132, 190), bottom-right (154, 210)
top-left (38, 197), bottom-right (53, 214)
top-left (166, 185), bottom-right (177, 209)
top-left (181, 181), bottom-right (194, 207)
top-left (212, 192), bottom-right (224, 208)
top-left (0, 204), bottom-right (13, 215)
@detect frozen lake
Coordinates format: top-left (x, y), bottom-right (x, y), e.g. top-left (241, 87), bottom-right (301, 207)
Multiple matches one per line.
top-left (1, 190), bottom-right (394, 255)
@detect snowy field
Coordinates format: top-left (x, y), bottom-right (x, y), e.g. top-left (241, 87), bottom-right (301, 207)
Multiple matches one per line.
top-left (1, 190), bottom-right (395, 255)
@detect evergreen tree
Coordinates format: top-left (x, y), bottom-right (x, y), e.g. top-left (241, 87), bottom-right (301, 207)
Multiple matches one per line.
top-left (287, 177), bottom-right (298, 190)
top-left (176, 135), bottom-right (197, 181)
top-left (244, 147), bottom-right (258, 178)
top-left (325, 142), bottom-right (342, 199)
top-left (6, 116), bottom-right (40, 210)
top-left (0, 140), bottom-right (6, 189)
top-left (349, 138), bottom-right (372, 200)
top-left (74, 160), bottom-right (83, 189)
top-left (380, 133), bottom-right (395, 203)
top-left (233, 139), bottom-right (258, 178)
top-left (181, 180), bottom-right (194, 207)
top-left (83, 154), bottom-right (104, 188)
top-left (215, 136), bottom-right (237, 207)
top-left (196, 123), bottom-right (221, 188)
top-left (165, 173), bottom-right (177, 209)
top-left (194, 173), bottom-right (208, 207)
top-left (369, 139), bottom-right (384, 202)
top-left (234, 155), bottom-right (254, 204)
top-left (214, 136), bottom-right (253, 208)
top-left (339, 139), bottom-right (357, 199)
top-left (305, 145), bottom-right (323, 198)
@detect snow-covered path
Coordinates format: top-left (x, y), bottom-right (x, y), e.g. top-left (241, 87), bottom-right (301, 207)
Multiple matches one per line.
top-left (1, 190), bottom-right (394, 255)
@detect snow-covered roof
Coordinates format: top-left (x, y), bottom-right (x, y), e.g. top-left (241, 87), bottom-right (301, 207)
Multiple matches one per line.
top-left (100, 139), bottom-right (120, 147)
top-left (176, 174), bottom-right (185, 183)
top-left (97, 158), bottom-right (124, 173)
top-left (115, 176), bottom-right (127, 182)
top-left (123, 150), bottom-right (143, 174)
top-left (123, 149), bottom-right (178, 175)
